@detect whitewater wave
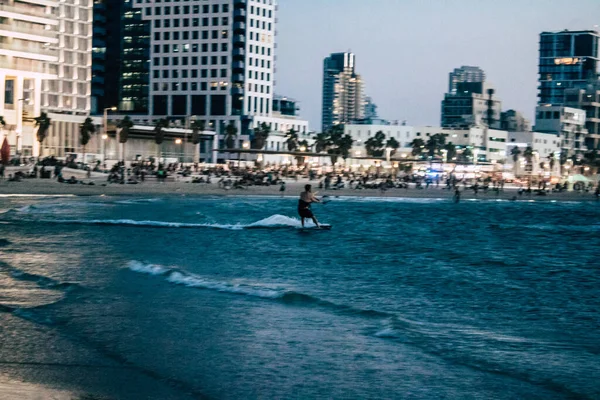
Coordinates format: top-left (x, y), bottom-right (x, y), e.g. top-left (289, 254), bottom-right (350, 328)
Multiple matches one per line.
top-left (32, 214), bottom-right (317, 230)
top-left (127, 261), bottom-right (387, 318)
top-left (115, 198), bottom-right (163, 205)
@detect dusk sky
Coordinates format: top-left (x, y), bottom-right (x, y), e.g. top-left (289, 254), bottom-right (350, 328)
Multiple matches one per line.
top-left (275, 0), bottom-right (600, 131)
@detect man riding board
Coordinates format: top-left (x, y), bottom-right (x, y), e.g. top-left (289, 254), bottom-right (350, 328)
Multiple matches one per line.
top-left (298, 184), bottom-right (321, 228)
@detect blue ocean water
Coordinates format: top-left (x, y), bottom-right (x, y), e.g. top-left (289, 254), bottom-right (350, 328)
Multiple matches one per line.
top-left (1, 195), bottom-right (599, 399)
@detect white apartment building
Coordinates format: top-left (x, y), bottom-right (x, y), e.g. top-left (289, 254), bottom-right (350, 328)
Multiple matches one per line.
top-left (344, 122), bottom-right (414, 158)
top-left (130, 0), bottom-right (278, 162)
top-left (412, 126), bottom-right (508, 163)
top-left (506, 131), bottom-right (562, 176)
top-left (0, 0), bottom-right (59, 157)
top-left (42, 0), bottom-right (94, 157)
top-left (534, 105), bottom-right (588, 155)
top-left (0, 0), bottom-right (93, 159)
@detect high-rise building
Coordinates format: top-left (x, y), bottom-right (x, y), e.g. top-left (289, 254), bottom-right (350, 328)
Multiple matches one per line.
top-left (538, 30), bottom-right (600, 106)
top-left (0, 0), bottom-right (59, 157)
top-left (500, 110), bottom-right (531, 132)
top-left (441, 82), bottom-right (501, 129)
top-left (92, 0), bottom-right (124, 114)
top-left (41, 0), bottom-right (94, 157)
top-left (119, 0), bottom-right (279, 158)
top-left (363, 96), bottom-right (378, 120)
top-left (448, 66), bottom-right (485, 95)
top-left (564, 82), bottom-right (600, 150)
top-left (322, 52), bottom-right (364, 131)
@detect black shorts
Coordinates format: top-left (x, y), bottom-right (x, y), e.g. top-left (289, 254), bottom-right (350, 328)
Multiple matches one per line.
top-left (298, 207), bottom-right (313, 219)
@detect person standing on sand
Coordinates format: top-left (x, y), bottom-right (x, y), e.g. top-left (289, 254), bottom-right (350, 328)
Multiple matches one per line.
top-left (279, 181), bottom-right (286, 197)
top-left (298, 184), bottom-right (321, 228)
top-left (453, 188), bottom-right (461, 203)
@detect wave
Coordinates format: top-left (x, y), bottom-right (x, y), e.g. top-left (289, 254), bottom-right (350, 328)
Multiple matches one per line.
top-left (0, 238), bottom-right (11, 247)
top-left (115, 198), bottom-right (163, 205)
top-left (31, 214), bottom-right (318, 230)
top-left (0, 194), bottom-right (76, 198)
top-left (492, 223), bottom-right (600, 233)
top-left (0, 264), bottom-right (82, 293)
top-left (127, 261), bottom-right (387, 318)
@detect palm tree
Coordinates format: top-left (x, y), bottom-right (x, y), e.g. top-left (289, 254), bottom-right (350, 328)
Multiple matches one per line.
top-left (410, 138), bottom-right (425, 158)
top-left (190, 120), bottom-right (205, 163)
top-left (386, 137), bottom-right (400, 157)
top-left (460, 147), bottom-right (473, 162)
top-left (154, 118), bottom-right (169, 162)
top-left (224, 121), bottom-right (238, 149)
top-left (34, 112), bottom-right (51, 157)
top-left (328, 132), bottom-right (354, 165)
top-left (313, 132), bottom-right (330, 153)
top-left (443, 142), bottom-right (457, 161)
top-left (426, 134), bottom-right (446, 158)
top-left (252, 122), bottom-right (271, 150)
top-left (285, 128), bottom-right (299, 152)
top-left (79, 117), bottom-right (96, 165)
top-left (117, 116), bottom-right (133, 162)
top-left (523, 146), bottom-right (534, 165)
top-left (511, 147), bottom-right (522, 163)
top-left (365, 131), bottom-right (386, 157)
top-left (296, 139), bottom-right (310, 166)
top-left (548, 153), bottom-right (556, 175)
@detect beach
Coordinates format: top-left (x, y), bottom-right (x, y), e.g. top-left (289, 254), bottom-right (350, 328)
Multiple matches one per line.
top-left (0, 178), bottom-right (598, 202)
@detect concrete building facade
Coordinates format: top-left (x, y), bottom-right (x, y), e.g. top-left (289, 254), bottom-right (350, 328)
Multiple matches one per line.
top-left (500, 109), bottom-right (532, 132)
top-left (441, 82), bottom-right (502, 129)
top-left (534, 105), bottom-right (588, 154)
top-left (0, 0), bottom-right (59, 157)
top-left (448, 66), bottom-right (485, 95)
top-left (538, 30), bottom-right (600, 106)
top-left (564, 82), bottom-right (600, 150)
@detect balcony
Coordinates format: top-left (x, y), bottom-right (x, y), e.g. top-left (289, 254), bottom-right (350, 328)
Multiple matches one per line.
top-left (0, 40), bottom-right (56, 59)
top-left (233, 9), bottom-right (246, 19)
top-left (0, 58), bottom-right (56, 75)
top-left (232, 35), bottom-right (245, 45)
top-left (232, 86), bottom-right (244, 95)
top-left (233, 21), bottom-right (246, 32)
top-left (232, 47), bottom-right (245, 58)
top-left (0, 4), bottom-right (58, 25)
top-left (232, 61), bottom-right (245, 71)
top-left (0, 23), bottom-right (57, 42)
top-left (232, 74), bottom-right (245, 83)
top-left (234, 0), bottom-right (247, 5)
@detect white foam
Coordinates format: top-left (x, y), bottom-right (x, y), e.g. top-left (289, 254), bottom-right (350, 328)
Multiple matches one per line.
top-left (0, 194), bottom-right (76, 198)
top-left (246, 214), bottom-right (316, 229)
top-left (127, 260), bottom-right (168, 275)
top-left (129, 261), bottom-right (283, 299)
top-left (51, 218), bottom-right (244, 230)
top-left (42, 214), bottom-right (321, 230)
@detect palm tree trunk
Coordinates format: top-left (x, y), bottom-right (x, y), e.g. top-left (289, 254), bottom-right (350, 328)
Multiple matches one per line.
top-left (194, 142), bottom-right (200, 164)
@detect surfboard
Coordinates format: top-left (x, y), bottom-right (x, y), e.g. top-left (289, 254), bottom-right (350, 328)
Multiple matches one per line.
top-left (302, 224), bottom-right (332, 230)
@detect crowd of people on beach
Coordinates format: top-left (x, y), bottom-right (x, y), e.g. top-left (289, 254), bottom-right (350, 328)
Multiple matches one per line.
top-left (1, 156), bottom-right (599, 200)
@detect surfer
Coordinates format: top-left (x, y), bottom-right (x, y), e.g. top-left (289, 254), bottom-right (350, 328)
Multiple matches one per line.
top-left (298, 184), bottom-right (321, 228)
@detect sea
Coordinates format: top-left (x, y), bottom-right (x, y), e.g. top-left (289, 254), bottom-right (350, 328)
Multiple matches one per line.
top-left (0, 194), bottom-right (599, 399)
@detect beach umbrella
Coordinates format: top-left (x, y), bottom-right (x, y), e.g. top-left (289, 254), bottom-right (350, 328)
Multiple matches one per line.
top-left (0, 137), bottom-right (9, 165)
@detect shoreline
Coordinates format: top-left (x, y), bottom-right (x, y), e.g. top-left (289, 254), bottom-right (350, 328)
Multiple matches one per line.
top-left (0, 179), bottom-right (598, 202)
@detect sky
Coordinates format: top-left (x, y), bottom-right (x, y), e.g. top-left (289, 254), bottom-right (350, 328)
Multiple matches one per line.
top-left (274, 0), bottom-right (600, 131)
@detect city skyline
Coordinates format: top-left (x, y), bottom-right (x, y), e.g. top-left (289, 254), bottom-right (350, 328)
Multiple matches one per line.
top-left (275, 0), bottom-right (600, 131)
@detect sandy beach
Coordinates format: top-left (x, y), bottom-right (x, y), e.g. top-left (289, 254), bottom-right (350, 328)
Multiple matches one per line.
top-left (0, 178), bottom-right (598, 202)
